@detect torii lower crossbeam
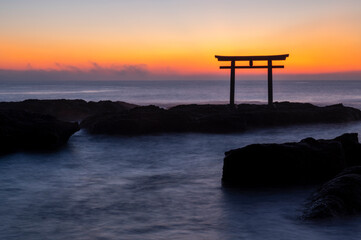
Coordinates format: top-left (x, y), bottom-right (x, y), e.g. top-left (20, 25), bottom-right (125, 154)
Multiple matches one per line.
top-left (215, 54), bottom-right (289, 106)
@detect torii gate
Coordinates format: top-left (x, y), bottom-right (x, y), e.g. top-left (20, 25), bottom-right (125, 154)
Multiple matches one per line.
top-left (215, 54), bottom-right (289, 106)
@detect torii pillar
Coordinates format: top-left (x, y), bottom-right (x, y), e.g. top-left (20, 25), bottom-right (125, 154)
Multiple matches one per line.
top-left (215, 54), bottom-right (289, 107)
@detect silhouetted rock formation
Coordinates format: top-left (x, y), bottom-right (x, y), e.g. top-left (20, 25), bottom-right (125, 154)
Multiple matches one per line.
top-left (222, 133), bottom-right (361, 187)
top-left (81, 102), bottom-right (361, 135)
top-left (0, 99), bottom-right (136, 122)
top-left (81, 105), bottom-right (192, 135)
top-left (0, 109), bottom-right (80, 154)
top-left (302, 166), bottom-right (361, 220)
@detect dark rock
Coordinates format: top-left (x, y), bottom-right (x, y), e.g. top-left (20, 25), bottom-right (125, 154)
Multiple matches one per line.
top-left (80, 102), bottom-right (361, 135)
top-left (0, 99), bottom-right (136, 121)
top-left (80, 105), bottom-right (193, 135)
top-left (0, 109), bottom-right (80, 154)
top-left (334, 133), bottom-right (361, 167)
top-left (222, 133), bottom-right (361, 187)
top-left (302, 166), bottom-right (361, 219)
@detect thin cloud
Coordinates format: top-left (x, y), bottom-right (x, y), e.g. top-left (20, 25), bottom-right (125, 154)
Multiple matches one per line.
top-left (26, 63), bottom-right (33, 70)
top-left (0, 64), bottom-right (360, 81)
top-left (0, 63), bottom-right (151, 81)
top-left (90, 62), bottom-right (102, 70)
top-left (55, 63), bottom-right (81, 72)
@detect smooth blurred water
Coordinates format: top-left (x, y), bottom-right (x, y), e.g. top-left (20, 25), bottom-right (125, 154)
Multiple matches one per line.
top-left (2, 125), bottom-right (361, 240)
top-left (1, 80), bottom-right (361, 239)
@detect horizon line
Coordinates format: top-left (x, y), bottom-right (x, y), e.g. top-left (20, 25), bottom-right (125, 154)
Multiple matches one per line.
top-left (0, 68), bottom-right (360, 81)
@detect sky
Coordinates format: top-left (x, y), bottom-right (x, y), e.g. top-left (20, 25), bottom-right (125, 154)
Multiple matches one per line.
top-left (0, 0), bottom-right (360, 80)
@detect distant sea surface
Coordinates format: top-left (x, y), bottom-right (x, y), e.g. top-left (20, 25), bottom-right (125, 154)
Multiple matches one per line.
top-left (1, 79), bottom-right (361, 108)
top-left (1, 80), bottom-right (361, 240)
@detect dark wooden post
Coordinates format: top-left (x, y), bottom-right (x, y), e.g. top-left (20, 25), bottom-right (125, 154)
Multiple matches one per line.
top-left (267, 60), bottom-right (273, 106)
top-left (230, 60), bottom-right (235, 107)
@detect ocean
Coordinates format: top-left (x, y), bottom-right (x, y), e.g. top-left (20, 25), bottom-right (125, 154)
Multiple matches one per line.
top-left (2, 79), bottom-right (361, 108)
top-left (1, 79), bottom-right (361, 239)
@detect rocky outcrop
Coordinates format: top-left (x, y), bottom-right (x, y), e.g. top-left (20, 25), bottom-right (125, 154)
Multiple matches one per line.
top-left (80, 105), bottom-right (192, 135)
top-left (0, 109), bottom-right (79, 154)
top-left (222, 133), bottom-right (361, 187)
top-left (80, 102), bottom-right (361, 135)
top-left (302, 166), bottom-right (361, 220)
top-left (0, 99), bottom-right (136, 122)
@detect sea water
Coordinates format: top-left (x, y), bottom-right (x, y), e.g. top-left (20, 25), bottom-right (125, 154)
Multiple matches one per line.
top-left (1, 80), bottom-right (361, 108)
top-left (1, 80), bottom-right (361, 239)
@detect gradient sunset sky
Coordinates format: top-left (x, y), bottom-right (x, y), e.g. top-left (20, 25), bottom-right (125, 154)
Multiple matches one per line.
top-left (1, 0), bottom-right (360, 80)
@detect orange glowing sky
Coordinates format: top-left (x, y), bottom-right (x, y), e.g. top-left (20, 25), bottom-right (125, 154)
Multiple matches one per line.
top-left (0, 0), bottom-right (360, 79)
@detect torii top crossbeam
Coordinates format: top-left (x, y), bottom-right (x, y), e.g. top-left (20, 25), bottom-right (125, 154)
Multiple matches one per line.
top-left (215, 54), bottom-right (289, 106)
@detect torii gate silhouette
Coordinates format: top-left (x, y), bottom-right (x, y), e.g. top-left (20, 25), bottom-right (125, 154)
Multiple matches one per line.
top-left (215, 54), bottom-right (289, 107)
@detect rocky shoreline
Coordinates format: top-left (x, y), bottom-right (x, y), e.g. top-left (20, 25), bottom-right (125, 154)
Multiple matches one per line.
top-left (302, 166), bottom-right (361, 220)
top-left (222, 133), bottom-right (361, 187)
top-left (223, 133), bottom-right (361, 220)
top-left (0, 109), bottom-right (79, 155)
top-left (81, 102), bottom-right (361, 135)
top-left (1, 99), bottom-right (361, 151)
top-left (1, 100), bottom-right (360, 136)
top-left (2, 99), bottom-right (361, 219)
top-left (0, 99), bottom-right (136, 122)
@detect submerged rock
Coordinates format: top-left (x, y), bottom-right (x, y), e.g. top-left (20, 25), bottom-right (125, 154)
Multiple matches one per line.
top-left (302, 166), bottom-right (361, 220)
top-left (222, 133), bottom-right (361, 187)
top-left (0, 109), bottom-right (79, 154)
top-left (81, 102), bottom-right (361, 135)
